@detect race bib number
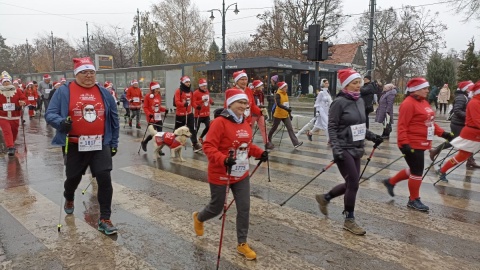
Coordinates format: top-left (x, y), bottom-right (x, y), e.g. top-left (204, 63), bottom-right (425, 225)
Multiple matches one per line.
top-left (133, 97), bottom-right (140, 103)
top-left (78, 135), bottom-right (102, 152)
top-left (45, 89), bottom-right (51, 94)
top-left (230, 147), bottom-right (250, 177)
top-left (28, 96), bottom-right (35, 101)
top-left (427, 126), bottom-right (435, 141)
top-left (350, 123), bottom-right (366, 141)
top-left (2, 103), bottom-right (15, 111)
top-left (154, 113), bottom-right (162, 121)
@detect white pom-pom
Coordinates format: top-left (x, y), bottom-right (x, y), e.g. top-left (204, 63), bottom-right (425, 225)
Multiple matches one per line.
top-left (150, 94), bottom-right (154, 98)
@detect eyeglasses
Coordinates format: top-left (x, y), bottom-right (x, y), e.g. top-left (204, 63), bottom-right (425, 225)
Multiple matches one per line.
top-left (79, 70), bottom-right (96, 75)
top-left (236, 101), bottom-right (248, 105)
top-left (238, 146), bottom-right (248, 151)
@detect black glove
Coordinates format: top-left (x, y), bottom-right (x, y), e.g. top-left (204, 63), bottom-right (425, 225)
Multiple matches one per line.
top-left (400, 144), bottom-right (414, 155)
top-left (196, 106), bottom-right (201, 110)
top-left (149, 114), bottom-right (154, 119)
top-left (164, 110), bottom-right (168, 118)
top-left (333, 149), bottom-right (344, 163)
top-left (224, 155), bottom-right (236, 168)
top-left (285, 107), bottom-right (292, 113)
top-left (211, 101), bottom-right (215, 105)
top-left (116, 101), bottom-right (120, 106)
top-left (129, 99), bottom-right (133, 103)
top-left (372, 135), bottom-right (384, 147)
top-left (60, 118), bottom-right (72, 133)
top-left (441, 131), bottom-right (455, 141)
top-left (111, 147), bottom-right (117, 157)
top-left (184, 102), bottom-right (189, 107)
top-left (256, 151), bottom-right (268, 162)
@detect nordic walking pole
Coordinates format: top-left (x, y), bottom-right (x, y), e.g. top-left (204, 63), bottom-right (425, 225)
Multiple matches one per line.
top-left (423, 140), bottom-right (447, 180)
top-left (264, 116), bottom-right (271, 183)
top-left (216, 150), bottom-right (234, 270)
top-left (358, 144), bottom-right (379, 181)
top-left (82, 183), bottom-right (91, 195)
top-left (433, 149), bottom-right (480, 186)
top-left (278, 124), bottom-right (286, 148)
top-left (58, 116), bottom-right (71, 232)
top-left (359, 154), bottom-right (405, 184)
top-left (220, 159), bottom-right (264, 219)
top-left (21, 106), bottom-right (27, 152)
top-left (435, 148), bottom-right (457, 168)
top-left (137, 123), bottom-right (150, 154)
top-left (280, 161), bottom-right (335, 206)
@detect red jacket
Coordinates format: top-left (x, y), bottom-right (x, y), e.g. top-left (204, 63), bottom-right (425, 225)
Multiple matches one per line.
top-left (460, 94), bottom-right (480, 142)
top-left (203, 111), bottom-right (264, 185)
top-left (0, 87), bottom-right (26, 120)
top-left (174, 88), bottom-right (193, 116)
top-left (193, 88), bottom-right (214, 117)
top-left (397, 95), bottom-right (444, 150)
top-left (126, 86), bottom-right (143, 109)
top-left (253, 90), bottom-right (265, 107)
top-left (143, 93), bottom-right (166, 123)
top-left (25, 87), bottom-right (39, 107)
top-left (223, 86), bottom-right (261, 124)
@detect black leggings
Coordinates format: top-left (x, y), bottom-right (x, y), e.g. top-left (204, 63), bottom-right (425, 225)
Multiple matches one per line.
top-left (439, 103), bottom-right (447, 114)
top-left (195, 116), bottom-right (211, 139)
top-left (404, 149), bottom-right (425, 176)
top-left (327, 151), bottom-right (361, 213)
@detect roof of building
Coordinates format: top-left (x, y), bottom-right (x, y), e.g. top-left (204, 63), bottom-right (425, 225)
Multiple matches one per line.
top-left (323, 43), bottom-right (365, 66)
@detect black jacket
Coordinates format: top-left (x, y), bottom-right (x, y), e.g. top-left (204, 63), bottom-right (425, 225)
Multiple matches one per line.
top-left (328, 92), bottom-right (376, 159)
top-left (360, 82), bottom-right (375, 109)
top-left (450, 90), bottom-right (469, 126)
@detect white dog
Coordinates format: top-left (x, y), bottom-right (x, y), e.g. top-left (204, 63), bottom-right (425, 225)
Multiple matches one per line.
top-left (147, 125), bottom-right (192, 161)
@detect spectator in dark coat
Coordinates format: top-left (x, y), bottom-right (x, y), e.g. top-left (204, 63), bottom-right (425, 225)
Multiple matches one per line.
top-left (428, 85), bottom-right (439, 110)
top-left (360, 75), bottom-right (376, 129)
top-left (375, 84), bottom-right (397, 139)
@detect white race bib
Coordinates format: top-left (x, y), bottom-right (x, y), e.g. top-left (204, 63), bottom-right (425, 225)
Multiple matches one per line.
top-left (78, 135), bottom-right (102, 152)
top-left (350, 123), bottom-right (366, 141)
top-left (427, 126), bottom-right (435, 141)
top-left (28, 96), bottom-right (35, 101)
top-left (283, 102), bottom-right (289, 107)
top-left (133, 97), bottom-right (140, 103)
top-left (230, 148), bottom-right (250, 177)
top-left (2, 103), bottom-right (15, 111)
top-left (45, 89), bottom-right (51, 94)
top-left (154, 113), bottom-right (162, 121)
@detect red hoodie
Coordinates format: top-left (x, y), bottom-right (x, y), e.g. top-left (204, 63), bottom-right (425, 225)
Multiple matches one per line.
top-left (174, 88), bottom-right (193, 116)
top-left (143, 92), bottom-right (166, 123)
top-left (397, 95), bottom-right (444, 150)
top-left (126, 86), bottom-right (143, 109)
top-left (223, 86), bottom-right (261, 124)
top-left (203, 112), bottom-right (264, 185)
top-left (193, 88), bottom-right (214, 117)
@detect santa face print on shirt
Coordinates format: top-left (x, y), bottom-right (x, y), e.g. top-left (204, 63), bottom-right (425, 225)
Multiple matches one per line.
top-left (72, 93), bottom-right (105, 123)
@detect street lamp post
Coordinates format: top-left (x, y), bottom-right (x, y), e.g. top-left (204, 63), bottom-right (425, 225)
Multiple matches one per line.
top-left (137, 8), bottom-right (142, 67)
top-left (26, 38), bottom-right (31, 74)
top-left (51, 31), bottom-right (56, 71)
top-left (83, 22), bottom-right (94, 58)
top-left (209, 1), bottom-right (239, 92)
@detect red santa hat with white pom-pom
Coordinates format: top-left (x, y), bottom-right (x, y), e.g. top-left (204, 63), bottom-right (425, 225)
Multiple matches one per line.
top-left (405, 77), bottom-right (430, 93)
top-left (73, 57), bottom-right (95, 75)
top-left (225, 88), bottom-right (248, 107)
top-left (338, 68), bottom-right (361, 89)
top-left (233, 70), bottom-right (247, 83)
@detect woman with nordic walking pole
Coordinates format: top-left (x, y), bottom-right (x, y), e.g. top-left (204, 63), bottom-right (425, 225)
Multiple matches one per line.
top-left (437, 81), bottom-right (480, 182)
top-left (140, 81), bottom-right (167, 153)
top-left (315, 68), bottom-right (383, 235)
top-left (382, 77), bottom-right (454, 212)
top-left (193, 88), bottom-right (267, 262)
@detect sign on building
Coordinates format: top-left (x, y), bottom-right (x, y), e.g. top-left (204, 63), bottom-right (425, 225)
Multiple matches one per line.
top-left (95, 54), bottom-right (114, 70)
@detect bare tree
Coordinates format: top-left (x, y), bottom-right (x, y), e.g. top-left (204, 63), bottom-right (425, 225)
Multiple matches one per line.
top-left (451, 0), bottom-right (480, 21)
top-left (250, 0), bottom-right (345, 59)
top-left (152, 0), bottom-right (212, 63)
top-left (355, 6), bottom-right (446, 83)
top-left (227, 37), bottom-right (253, 59)
top-left (31, 34), bottom-right (77, 72)
top-left (132, 11), bottom-right (169, 66)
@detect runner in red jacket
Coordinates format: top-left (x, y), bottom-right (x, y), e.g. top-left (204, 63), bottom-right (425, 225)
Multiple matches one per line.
top-left (438, 81), bottom-right (480, 182)
top-left (174, 76), bottom-right (201, 152)
top-left (126, 79), bottom-right (143, 129)
top-left (141, 82), bottom-right (167, 153)
top-left (24, 82), bottom-right (39, 119)
top-left (192, 78), bottom-right (214, 144)
top-left (193, 88), bottom-right (267, 261)
top-left (382, 77), bottom-right (454, 211)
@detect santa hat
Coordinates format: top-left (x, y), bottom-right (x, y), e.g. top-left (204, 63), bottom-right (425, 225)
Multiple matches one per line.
top-left (458, 81), bottom-right (474, 92)
top-left (60, 77), bottom-right (66, 82)
top-left (26, 81), bottom-right (33, 87)
top-left (406, 77), bottom-right (429, 93)
top-left (43, 74), bottom-right (51, 80)
top-left (13, 80), bottom-right (18, 84)
top-left (180, 76), bottom-right (190, 84)
top-left (53, 81), bottom-right (61, 87)
top-left (225, 88), bottom-right (248, 107)
top-left (338, 68), bottom-right (361, 89)
top-left (104, 81), bottom-right (112, 88)
top-left (252, 80), bottom-right (263, 89)
top-left (150, 82), bottom-right (160, 91)
top-left (198, 78), bottom-right (207, 87)
top-left (468, 81), bottom-right (480, 96)
top-left (233, 70), bottom-right (247, 83)
top-left (277, 81), bottom-right (287, 90)
top-left (131, 79), bottom-right (138, 85)
top-left (73, 57), bottom-right (96, 75)
top-left (1, 76), bottom-right (11, 84)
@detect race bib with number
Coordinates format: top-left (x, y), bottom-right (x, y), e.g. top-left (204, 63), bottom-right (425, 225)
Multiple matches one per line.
top-left (2, 103), bottom-right (15, 111)
top-left (350, 123), bottom-right (366, 141)
top-left (78, 135), bottom-right (102, 152)
top-left (154, 113), bottom-right (162, 121)
top-left (133, 97), bottom-right (140, 103)
top-left (28, 96), bottom-right (35, 101)
top-left (45, 89), bottom-right (51, 94)
top-left (427, 126), bottom-right (435, 141)
top-left (230, 148), bottom-right (250, 177)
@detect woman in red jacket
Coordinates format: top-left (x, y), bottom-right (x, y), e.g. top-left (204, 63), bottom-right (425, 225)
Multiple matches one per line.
top-left (192, 78), bottom-right (214, 144)
top-left (382, 78), bottom-right (454, 211)
top-left (438, 81), bottom-right (480, 182)
top-left (24, 82), bottom-right (38, 119)
top-left (141, 82), bottom-right (166, 152)
top-left (193, 88), bottom-right (267, 261)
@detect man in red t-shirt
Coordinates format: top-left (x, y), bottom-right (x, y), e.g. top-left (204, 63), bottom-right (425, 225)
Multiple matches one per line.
top-left (193, 78), bottom-right (214, 144)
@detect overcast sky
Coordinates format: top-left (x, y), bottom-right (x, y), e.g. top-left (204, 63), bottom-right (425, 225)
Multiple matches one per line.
top-left (0, 0), bottom-right (477, 53)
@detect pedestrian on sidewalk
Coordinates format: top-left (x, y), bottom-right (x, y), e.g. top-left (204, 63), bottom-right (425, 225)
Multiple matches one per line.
top-left (360, 75), bottom-right (375, 129)
top-left (428, 85), bottom-right (439, 110)
top-left (174, 76), bottom-right (202, 152)
top-left (24, 82), bottom-right (39, 119)
top-left (437, 84), bottom-right (450, 114)
top-left (268, 82), bottom-right (303, 149)
top-left (251, 80), bottom-right (271, 148)
top-left (375, 83), bottom-right (397, 139)
top-left (382, 77), bottom-right (453, 212)
top-left (126, 79), bottom-right (143, 129)
top-left (193, 78), bottom-right (214, 145)
top-left (437, 81), bottom-right (480, 181)
top-left (193, 88), bottom-right (267, 261)
top-left (430, 81), bottom-right (480, 169)
top-left (315, 68), bottom-right (383, 235)
top-left (141, 81), bottom-right (167, 152)
top-left (45, 57), bottom-right (119, 235)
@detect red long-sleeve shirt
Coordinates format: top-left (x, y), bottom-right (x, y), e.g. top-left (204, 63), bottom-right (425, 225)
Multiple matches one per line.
top-left (397, 95), bottom-right (444, 150)
top-left (460, 94), bottom-right (480, 142)
top-left (174, 88), bottom-right (193, 116)
top-left (126, 86), bottom-right (143, 109)
top-left (193, 88), bottom-right (214, 117)
top-left (143, 93), bottom-right (166, 123)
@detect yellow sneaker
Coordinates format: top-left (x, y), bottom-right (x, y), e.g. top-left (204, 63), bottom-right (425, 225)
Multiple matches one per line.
top-left (237, 243), bottom-right (256, 260)
top-left (192, 212), bottom-right (204, 236)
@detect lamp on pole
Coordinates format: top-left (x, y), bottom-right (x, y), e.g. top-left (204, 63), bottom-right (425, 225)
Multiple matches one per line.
top-left (209, 1), bottom-right (239, 92)
top-left (26, 38), bottom-right (31, 74)
top-left (51, 31), bottom-right (56, 71)
top-left (136, 8), bottom-right (143, 67)
top-left (83, 22), bottom-right (94, 58)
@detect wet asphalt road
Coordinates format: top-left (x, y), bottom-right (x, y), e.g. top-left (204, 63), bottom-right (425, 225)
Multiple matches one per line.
top-left (0, 111), bottom-right (479, 270)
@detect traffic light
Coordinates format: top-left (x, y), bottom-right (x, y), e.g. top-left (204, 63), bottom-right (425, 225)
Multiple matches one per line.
top-left (319, 41), bottom-right (333, 61)
top-left (302, 24), bottom-right (320, 61)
